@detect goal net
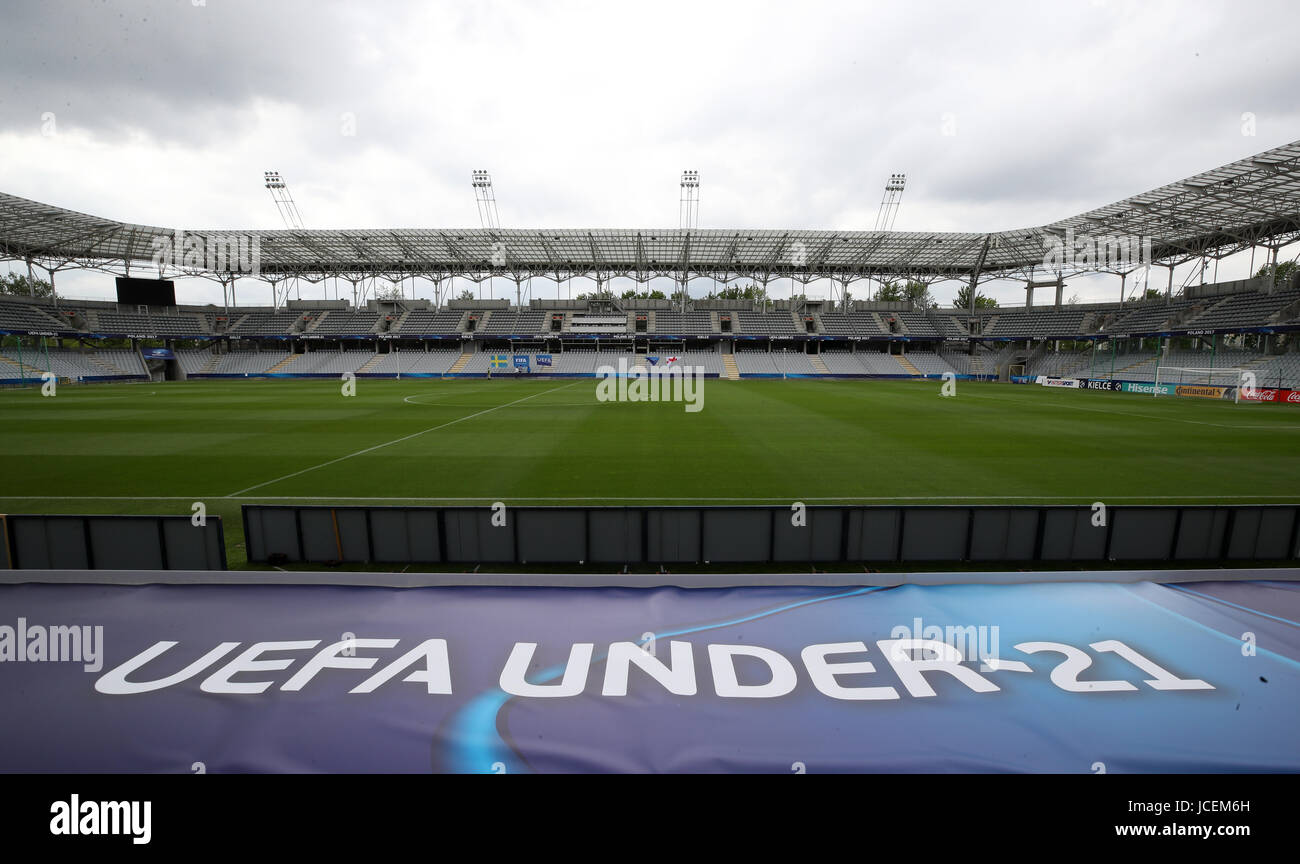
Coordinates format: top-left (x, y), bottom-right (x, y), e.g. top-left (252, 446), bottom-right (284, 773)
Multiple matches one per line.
top-left (1152, 366), bottom-right (1248, 402)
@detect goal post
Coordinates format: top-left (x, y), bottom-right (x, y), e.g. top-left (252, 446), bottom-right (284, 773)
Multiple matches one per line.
top-left (1152, 366), bottom-right (1250, 403)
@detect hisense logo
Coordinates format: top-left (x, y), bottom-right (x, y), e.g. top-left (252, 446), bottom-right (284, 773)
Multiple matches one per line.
top-left (595, 358), bottom-right (704, 413)
top-left (49, 794), bottom-right (151, 845)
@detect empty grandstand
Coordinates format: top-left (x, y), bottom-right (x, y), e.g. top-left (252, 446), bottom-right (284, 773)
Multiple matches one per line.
top-left (1, 140), bottom-right (1299, 394)
top-left (5, 274), bottom-right (1299, 388)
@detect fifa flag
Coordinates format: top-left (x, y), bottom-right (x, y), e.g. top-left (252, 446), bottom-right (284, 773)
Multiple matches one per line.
top-left (489, 354), bottom-right (508, 369)
top-left (535, 354), bottom-right (553, 367)
top-left (513, 354), bottom-right (531, 369)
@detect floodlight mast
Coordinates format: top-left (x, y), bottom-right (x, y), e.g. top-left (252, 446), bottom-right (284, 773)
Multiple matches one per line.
top-left (875, 173), bottom-right (905, 232)
top-left (472, 170), bottom-right (518, 304)
top-left (472, 170), bottom-right (501, 231)
top-left (869, 173), bottom-right (906, 302)
top-left (679, 170), bottom-right (700, 230)
top-left (263, 171), bottom-right (306, 230)
top-left (263, 171), bottom-right (307, 310)
top-left (679, 170), bottom-right (700, 310)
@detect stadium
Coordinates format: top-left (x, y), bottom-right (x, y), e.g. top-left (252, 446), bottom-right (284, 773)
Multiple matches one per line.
top-left (1, 1), bottom-right (1298, 804)
top-left (3, 142), bottom-right (1300, 571)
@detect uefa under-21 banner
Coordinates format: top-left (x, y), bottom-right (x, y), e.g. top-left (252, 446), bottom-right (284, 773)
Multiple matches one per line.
top-left (0, 580), bottom-right (1297, 772)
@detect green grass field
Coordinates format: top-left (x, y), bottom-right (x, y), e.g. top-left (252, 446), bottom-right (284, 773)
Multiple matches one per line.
top-left (3, 376), bottom-right (1300, 568)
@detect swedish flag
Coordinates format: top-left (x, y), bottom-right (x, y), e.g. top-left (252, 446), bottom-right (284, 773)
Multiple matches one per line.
top-left (490, 354), bottom-right (507, 368)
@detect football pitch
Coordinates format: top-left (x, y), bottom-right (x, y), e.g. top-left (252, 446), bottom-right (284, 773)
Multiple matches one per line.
top-left (2, 376), bottom-right (1300, 569)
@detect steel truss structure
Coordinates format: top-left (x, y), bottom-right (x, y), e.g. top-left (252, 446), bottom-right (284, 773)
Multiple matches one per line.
top-left (2, 141), bottom-right (1299, 302)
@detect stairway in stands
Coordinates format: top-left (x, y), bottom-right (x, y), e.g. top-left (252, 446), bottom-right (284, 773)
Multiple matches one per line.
top-left (447, 354), bottom-right (471, 374)
top-left (969, 355), bottom-right (985, 376)
top-left (264, 354), bottom-right (300, 373)
top-left (200, 353), bottom-right (220, 374)
top-left (895, 355), bottom-right (922, 375)
top-left (810, 356), bottom-right (830, 374)
top-left (722, 355), bottom-right (740, 379)
top-left (357, 354), bottom-right (386, 374)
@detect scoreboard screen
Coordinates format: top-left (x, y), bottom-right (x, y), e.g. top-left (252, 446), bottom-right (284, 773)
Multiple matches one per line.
top-left (115, 277), bottom-right (176, 306)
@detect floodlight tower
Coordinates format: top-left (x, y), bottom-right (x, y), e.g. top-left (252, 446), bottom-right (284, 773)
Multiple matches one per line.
top-left (874, 173), bottom-right (906, 232)
top-left (473, 170), bottom-right (522, 304)
top-left (678, 171), bottom-right (700, 311)
top-left (472, 169), bottom-right (502, 230)
top-left (263, 171), bottom-right (306, 229)
top-left (679, 170), bottom-right (700, 229)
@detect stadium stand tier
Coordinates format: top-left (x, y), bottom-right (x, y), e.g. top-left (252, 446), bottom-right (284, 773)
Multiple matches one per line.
top-left (3, 274), bottom-right (1298, 387)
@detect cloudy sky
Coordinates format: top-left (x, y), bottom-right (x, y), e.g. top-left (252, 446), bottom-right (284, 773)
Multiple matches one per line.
top-left (2, 0), bottom-right (1298, 306)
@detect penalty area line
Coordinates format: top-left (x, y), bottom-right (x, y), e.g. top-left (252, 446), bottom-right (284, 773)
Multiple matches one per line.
top-left (226, 381), bottom-right (580, 497)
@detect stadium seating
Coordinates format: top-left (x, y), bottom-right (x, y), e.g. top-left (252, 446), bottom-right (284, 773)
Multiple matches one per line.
top-left (733, 350), bottom-right (780, 374)
top-left (0, 347), bottom-right (146, 378)
top-left (207, 351), bottom-right (291, 375)
top-left (818, 311), bottom-right (885, 337)
top-left (90, 309), bottom-right (207, 337)
top-left (902, 351), bottom-right (957, 375)
top-left (228, 310), bottom-right (300, 335)
top-left (394, 309), bottom-right (466, 335)
top-left (818, 350), bottom-right (871, 374)
top-left (770, 351), bottom-right (817, 374)
top-left (308, 311), bottom-right (379, 336)
top-left (0, 299), bottom-right (71, 332)
top-left (894, 311), bottom-right (939, 337)
top-left (360, 350), bottom-right (460, 374)
top-left (479, 310), bottom-right (548, 335)
top-left (1185, 287), bottom-right (1300, 330)
top-left (653, 311), bottom-right (714, 335)
top-left (856, 351), bottom-right (908, 374)
top-left (735, 312), bottom-right (802, 336)
top-left (984, 308), bottom-right (1089, 337)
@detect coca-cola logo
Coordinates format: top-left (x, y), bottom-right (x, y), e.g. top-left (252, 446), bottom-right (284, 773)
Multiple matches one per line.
top-left (1287, 392), bottom-right (1300, 403)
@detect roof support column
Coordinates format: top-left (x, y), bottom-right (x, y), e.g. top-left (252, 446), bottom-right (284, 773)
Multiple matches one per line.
top-left (968, 234), bottom-right (991, 315)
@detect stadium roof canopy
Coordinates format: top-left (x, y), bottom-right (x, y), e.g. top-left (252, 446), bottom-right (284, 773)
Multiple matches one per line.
top-left (2, 140), bottom-right (1299, 289)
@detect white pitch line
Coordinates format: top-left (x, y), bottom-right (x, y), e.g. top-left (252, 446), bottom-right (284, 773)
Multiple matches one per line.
top-left (5, 494), bottom-right (1300, 503)
top-left (227, 381), bottom-right (580, 496)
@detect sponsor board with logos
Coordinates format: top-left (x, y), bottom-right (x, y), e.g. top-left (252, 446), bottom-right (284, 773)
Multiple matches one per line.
top-left (1175, 384), bottom-right (1227, 400)
top-left (1240, 387), bottom-right (1300, 404)
top-left (1038, 377), bottom-right (1081, 388)
top-left (1078, 378), bottom-right (1123, 391)
top-left (1121, 381), bottom-right (1173, 395)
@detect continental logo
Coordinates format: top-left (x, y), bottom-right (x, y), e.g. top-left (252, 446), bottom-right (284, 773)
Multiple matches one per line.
top-left (1175, 385), bottom-right (1225, 399)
